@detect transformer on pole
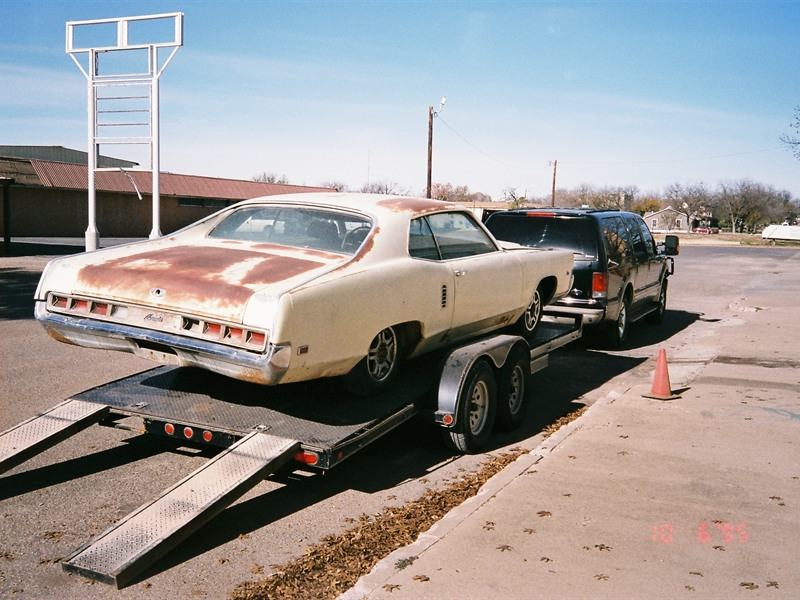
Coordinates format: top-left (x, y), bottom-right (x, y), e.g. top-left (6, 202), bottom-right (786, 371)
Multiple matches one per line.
top-left (66, 13), bottom-right (183, 251)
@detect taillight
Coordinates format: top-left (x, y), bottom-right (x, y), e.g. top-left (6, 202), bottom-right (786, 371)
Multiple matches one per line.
top-left (592, 272), bottom-right (608, 299)
top-left (294, 450), bottom-right (319, 466)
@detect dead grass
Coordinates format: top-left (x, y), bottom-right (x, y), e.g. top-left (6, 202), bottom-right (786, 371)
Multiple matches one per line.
top-left (230, 407), bottom-right (586, 600)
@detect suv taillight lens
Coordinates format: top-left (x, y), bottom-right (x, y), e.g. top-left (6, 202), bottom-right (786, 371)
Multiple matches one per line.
top-left (592, 272), bottom-right (608, 299)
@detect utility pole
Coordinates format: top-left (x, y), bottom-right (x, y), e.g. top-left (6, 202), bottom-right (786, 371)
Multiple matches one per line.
top-left (551, 160), bottom-right (558, 207)
top-left (426, 106), bottom-right (433, 198)
top-left (426, 97), bottom-right (446, 199)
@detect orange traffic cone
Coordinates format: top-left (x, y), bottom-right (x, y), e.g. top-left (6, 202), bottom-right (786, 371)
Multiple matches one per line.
top-left (643, 349), bottom-right (681, 400)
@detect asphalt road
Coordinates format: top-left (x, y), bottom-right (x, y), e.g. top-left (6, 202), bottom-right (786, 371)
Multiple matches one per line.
top-left (1, 242), bottom-right (797, 599)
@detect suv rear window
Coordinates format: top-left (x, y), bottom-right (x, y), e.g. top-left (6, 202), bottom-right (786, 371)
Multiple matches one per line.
top-left (486, 213), bottom-right (598, 258)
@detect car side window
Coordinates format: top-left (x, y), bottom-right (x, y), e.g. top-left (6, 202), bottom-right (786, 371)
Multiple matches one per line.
top-left (636, 217), bottom-right (657, 258)
top-left (601, 216), bottom-right (630, 264)
top-left (408, 217), bottom-right (440, 259)
top-left (624, 215), bottom-right (649, 262)
top-left (409, 212), bottom-right (497, 260)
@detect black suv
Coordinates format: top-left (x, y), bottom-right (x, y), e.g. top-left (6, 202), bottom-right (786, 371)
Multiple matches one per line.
top-left (485, 208), bottom-right (679, 346)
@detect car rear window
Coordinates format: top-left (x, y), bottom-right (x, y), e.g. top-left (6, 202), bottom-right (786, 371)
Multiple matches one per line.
top-left (485, 213), bottom-right (598, 258)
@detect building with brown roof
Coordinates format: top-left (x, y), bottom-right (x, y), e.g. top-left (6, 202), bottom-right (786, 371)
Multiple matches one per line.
top-left (0, 146), bottom-right (332, 239)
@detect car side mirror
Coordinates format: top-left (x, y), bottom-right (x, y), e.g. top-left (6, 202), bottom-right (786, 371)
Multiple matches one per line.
top-left (663, 235), bottom-right (680, 256)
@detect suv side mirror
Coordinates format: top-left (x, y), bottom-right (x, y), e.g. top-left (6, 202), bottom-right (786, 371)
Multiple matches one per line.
top-left (663, 235), bottom-right (680, 256)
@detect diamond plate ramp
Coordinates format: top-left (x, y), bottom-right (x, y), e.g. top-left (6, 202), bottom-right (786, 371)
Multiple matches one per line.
top-left (0, 399), bottom-right (110, 475)
top-left (62, 431), bottom-right (300, 588)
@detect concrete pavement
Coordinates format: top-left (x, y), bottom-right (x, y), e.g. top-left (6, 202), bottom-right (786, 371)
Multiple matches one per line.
top-left (344, 273), bottom-right (799, 598)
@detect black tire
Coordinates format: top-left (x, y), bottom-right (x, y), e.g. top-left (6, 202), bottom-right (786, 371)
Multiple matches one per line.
top-left (645, 280), bottom-right (668, 325)
top-left (342, 326), bottom-right (400, 396)
top-left (513, 286), bottom-right (543, 338)
top-left (443, 360), bottom-right (497, 453)
top-left (495, 347), bottom-right (530, 431)
top-left (605, 294), bottom-right (630, 348)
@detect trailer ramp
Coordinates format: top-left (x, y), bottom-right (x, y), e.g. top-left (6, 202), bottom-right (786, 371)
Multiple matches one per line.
top-left (0, 399), bottom-right (110, 475)
top-left (62, 430), bottom-right (300, 588)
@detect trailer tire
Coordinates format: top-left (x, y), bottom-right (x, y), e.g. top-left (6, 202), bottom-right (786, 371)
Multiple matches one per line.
top-left (444, 360), bottom-right (497, 453)
top-left (495, 347), bottom-right (530, 431)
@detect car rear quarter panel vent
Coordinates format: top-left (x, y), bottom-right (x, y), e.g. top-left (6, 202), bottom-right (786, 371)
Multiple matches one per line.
top-left (441, 284), bottom-right (448, 308)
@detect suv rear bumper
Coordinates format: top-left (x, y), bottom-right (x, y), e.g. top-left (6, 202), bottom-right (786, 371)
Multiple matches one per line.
top-left (550, 301), bottom-right (605, 326)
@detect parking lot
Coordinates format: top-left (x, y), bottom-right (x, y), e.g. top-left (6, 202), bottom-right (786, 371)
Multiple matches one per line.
top-left (1, 241), bottom-right (799, 598)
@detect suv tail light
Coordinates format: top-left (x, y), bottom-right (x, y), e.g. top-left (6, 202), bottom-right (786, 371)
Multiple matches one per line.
top-left (592, 272), bottom-right (608, 299)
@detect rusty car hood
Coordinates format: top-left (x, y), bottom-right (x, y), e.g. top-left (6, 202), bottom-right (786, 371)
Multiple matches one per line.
top-left (71, 242), bottom-right (343, 322)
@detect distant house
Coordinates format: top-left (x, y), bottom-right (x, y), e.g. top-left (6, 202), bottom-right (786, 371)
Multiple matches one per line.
top-left (0, 146), bottom-right (332, 239)
top-left (643, 206), bottom-right (690, 233)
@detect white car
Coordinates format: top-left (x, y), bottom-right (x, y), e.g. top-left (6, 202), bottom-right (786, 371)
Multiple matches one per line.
top-left (35, 193), bottom-right (573, 395)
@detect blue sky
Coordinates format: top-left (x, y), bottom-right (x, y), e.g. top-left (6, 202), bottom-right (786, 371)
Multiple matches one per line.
top-left (3, 0), bottom-right (799, 201)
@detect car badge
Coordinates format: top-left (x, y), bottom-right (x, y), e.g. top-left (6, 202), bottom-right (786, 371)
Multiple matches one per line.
top-left (150, 287), bottom-right (166, 298)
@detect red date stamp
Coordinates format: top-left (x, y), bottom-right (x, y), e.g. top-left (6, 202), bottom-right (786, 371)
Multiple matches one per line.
top-left (651, 522), bottom-right (749, 544)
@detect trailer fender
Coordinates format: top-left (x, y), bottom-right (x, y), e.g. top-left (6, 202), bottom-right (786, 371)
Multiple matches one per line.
top-left (434, 334), bottom-right (527, 429)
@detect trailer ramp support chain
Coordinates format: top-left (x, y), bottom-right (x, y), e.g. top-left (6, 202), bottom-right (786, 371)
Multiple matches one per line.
top-left (62, 431), bottom-right (300, 588)
top-left (0, 399), bottom-right (110, 476)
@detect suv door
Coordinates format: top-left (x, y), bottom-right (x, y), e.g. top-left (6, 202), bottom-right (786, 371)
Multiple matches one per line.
top-left (599, 215), bottom-right (632, 321)
top-left (623, 215), bottom-right (662, 313)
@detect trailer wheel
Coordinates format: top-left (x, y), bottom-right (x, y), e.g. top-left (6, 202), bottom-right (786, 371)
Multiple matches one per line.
top-left (444, 360), bottom-right (497, 453)
top-left (342, 326), bottom-right (400, 396)
top-left (495, 347), bottom-right (530, 431)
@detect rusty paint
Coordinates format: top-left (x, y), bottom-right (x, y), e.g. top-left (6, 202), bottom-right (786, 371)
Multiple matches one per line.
top-left (348, 225), bottom-right (379, 263)
top-left (377, 197), bottom-right (458, 214)
top-left (76, 245), bottom-right (329, 320)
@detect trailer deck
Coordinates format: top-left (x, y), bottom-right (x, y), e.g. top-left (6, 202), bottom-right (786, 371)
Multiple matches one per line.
top-left (0, 315), bottom-right (581, 588)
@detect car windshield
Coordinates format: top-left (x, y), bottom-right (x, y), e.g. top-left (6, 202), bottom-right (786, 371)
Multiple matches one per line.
top-left (486, 213), bottom-right (598, 258)
top-left (207, 206), bottom-right (373, 254)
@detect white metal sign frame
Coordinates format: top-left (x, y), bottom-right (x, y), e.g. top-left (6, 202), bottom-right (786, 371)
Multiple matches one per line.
top-left (66, 13), bottom-right (183, 251)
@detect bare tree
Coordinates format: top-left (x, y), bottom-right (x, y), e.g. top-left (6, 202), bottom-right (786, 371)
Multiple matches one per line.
top-left (360, 181), bottom-right (411, 195)
top-left (252, 172), bottom-right (289, 184)
top-left (780, 106), bottom-right (800, 159)
top-left (320, 180), bottom-right (349, 192)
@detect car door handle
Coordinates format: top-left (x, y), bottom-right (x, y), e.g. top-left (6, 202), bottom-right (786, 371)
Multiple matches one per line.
top-left (453, 269), bottom-right (467, 277)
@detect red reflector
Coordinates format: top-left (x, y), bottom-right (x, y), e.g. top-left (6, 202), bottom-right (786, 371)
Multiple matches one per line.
top-left (164, 423), bottom-right (175, 435)
top-left (227, 328), bottom-right (245, 342)
top-left (442, 414), bottom-right (454, 426)
top-left (592, 272), bottom-right (608, 298)
top-left (204, 323), bottom-right (223, 337)
top-left (294, 451), bottom-right (319, 465)
top-left (183, 427), bottom-right (194, 439)
top-left (202, 431), bottom-right (213, 443)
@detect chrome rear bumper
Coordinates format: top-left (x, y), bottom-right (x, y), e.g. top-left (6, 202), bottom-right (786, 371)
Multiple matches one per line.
top-left (34, 302), bottom-right (290, 385)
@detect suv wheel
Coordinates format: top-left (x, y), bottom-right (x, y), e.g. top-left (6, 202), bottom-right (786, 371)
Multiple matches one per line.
top-left (605, 295), bottom-right (630, 347)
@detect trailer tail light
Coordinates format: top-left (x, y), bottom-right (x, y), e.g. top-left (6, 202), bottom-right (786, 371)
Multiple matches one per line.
top-left (164, 423), bottom-right (175, 435)
top-left (294, 450), bottom-right (319, 466)
top-left (592, 272), bottom-right (608, 299)
top-left (183, 427), bottom-right (194, 439)
top-left (202, 431), bottom-right (213, 443)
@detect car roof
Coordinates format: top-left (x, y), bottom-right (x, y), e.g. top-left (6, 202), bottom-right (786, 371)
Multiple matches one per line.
top-left (498, 207), bottom-right (640, 218)
top-left (237, 192), bottom-right (465, 220)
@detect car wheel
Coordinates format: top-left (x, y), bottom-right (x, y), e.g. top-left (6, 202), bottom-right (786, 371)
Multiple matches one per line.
top-left (605, 295), bottom-right (630, 348)
top-left (342, 326), bottom-right (400, 396)
top-left (645, 280), bottom-right (668, 325)
top-left (513, 286), bottom-right (543, 338)
top-left (443, 360), bottom-right (497, 453)
top-left (495, 347), bottom-right (530, 432)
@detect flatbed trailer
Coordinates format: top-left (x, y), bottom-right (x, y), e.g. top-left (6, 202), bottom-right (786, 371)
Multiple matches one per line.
top-left (0, 314), bottom-right (580, 588)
